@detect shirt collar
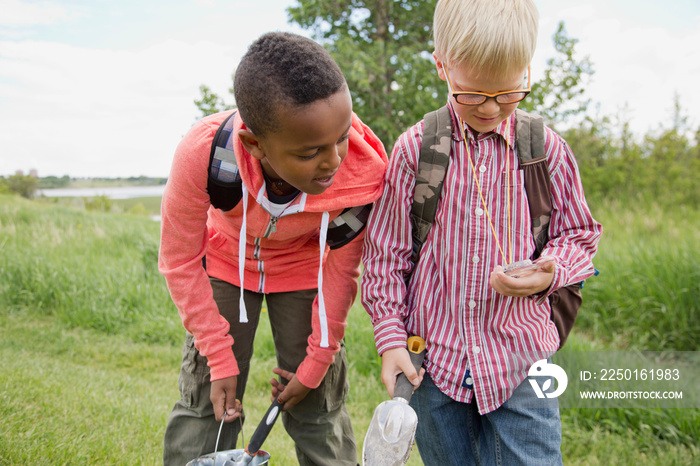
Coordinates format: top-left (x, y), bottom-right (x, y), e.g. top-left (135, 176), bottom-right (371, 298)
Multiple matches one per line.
top-left (447, 102), bottom-right (517, 151)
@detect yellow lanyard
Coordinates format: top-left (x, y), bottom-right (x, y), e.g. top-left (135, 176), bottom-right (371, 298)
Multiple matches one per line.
top-left (455, 115), bottom-right (512, 265)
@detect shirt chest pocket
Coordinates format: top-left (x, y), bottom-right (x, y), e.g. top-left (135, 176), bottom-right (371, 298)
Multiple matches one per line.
top-left (501, 169), bottom-right (534, 254)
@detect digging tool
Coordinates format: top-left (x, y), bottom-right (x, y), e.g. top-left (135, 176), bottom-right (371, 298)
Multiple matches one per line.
top-left (233, 397), bottom-right (282, 465)
top-left (187, 397), bottom-right (283, 466)
top-left (363, 336), bottom-right (426, 466)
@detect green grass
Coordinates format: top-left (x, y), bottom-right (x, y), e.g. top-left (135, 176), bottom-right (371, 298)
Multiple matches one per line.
top-left (577, 200), bottom-right (700, 351)
top-left (111, 196), bottom-right (163, 217)
top-left (0, 194), bottom-right (698, 465)
top-left (38, 195), bottom-right (162, 217)
top-left (0, 196), bottom-right (179, 345)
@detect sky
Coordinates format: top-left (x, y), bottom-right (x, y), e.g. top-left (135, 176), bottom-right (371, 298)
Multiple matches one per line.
top-left (1, 0), bottom-right (699, 178)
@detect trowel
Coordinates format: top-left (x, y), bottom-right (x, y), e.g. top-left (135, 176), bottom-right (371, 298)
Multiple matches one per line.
top-left (186, 397), bottom-right (282, 466)
top-left (363, 336), bottom-right (426, 466)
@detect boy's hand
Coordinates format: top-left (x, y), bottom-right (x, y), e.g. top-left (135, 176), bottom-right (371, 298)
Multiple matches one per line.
top-left (380, 347), bottom-right (425, 398)
top-left (271, 368), bottom-right (311, 411)
top-left (490, 256), bottom-right (556, 297)
top-left (210, 376), bottom-right (242, 422)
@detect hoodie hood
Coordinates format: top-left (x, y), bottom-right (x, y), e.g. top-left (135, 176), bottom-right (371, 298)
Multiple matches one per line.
top-left (228, 111), bottom-right (387, 345)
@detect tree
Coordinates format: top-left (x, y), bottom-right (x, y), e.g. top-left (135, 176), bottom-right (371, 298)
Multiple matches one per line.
top-left (7, 173), bottom-right (39, 199)
top-left (520, 22), bottom-right (593, 129)
top-left (287, 0), bottom-right (443, 147)
top-left (194, 9), bottom-right (592, 148)
top-left (641, 94), bottom-right (698, 206)
top-left (39, 175), bottom-right (71, 189)
top-left (561, 95), bottom-right (699, 210)
top-left (194, 84), bottom-right (235, 119)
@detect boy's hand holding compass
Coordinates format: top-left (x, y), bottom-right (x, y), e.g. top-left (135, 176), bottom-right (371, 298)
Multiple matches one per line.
top-left (490, 257), bottom-right (556, 298)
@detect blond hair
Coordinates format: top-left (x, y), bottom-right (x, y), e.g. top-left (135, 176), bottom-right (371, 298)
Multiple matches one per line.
top-left (433, 0), bottom-right (539, 79)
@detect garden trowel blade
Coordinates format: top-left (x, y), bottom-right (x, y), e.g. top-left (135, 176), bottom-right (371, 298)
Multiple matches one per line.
top-left (362, 398), bottom-right (417, 466)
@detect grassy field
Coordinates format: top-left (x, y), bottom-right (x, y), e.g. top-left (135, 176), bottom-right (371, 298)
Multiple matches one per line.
top-left (0, 194), bottom-right (698, 464)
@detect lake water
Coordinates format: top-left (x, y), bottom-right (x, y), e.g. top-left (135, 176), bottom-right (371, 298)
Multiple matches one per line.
top-left (39, 185), bottom-right (166, 199)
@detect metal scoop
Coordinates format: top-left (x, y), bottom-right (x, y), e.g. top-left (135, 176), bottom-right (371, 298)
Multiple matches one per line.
top-left (363, 336), bottom-right (426, 466)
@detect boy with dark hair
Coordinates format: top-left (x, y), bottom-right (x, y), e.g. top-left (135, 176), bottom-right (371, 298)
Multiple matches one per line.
top-left (160, 32), bottom-right (387, 465)
top-left (361, 1), bottom-right (602, 464)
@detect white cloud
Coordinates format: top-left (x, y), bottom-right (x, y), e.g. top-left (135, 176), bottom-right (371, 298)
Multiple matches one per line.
top-left (0, 0), bottom-right (70, 26)
top-left (1, 0), bottom-right (698, 177)
top-left (535, 0), bottom-right (700, 135)
top-left (0, 38), bottom-right (240, 177)
top-left (0, 0), bottom-right (310, 177)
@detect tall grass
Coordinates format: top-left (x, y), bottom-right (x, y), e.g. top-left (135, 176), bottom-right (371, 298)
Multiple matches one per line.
top-left (1, 194), bottom-right (698, 464)
top-left (0, 195), bottom-right (180, 345)
top-left (577, 200), bottom-right (700, 351)
top-left (560, 199), bottom-right (700, 456)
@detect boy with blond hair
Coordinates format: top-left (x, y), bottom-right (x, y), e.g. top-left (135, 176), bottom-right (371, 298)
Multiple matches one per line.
top-left (361, 0), bottom-right (601, 464)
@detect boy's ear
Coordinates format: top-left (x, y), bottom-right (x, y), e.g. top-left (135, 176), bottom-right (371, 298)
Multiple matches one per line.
top-left (238, 129), bottom-right (265, 161)
top-left (433, 52), bottom-right (447, 82)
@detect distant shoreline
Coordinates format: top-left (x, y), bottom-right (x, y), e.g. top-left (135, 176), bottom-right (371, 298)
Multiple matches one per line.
top-left (39, 185), bottom-right (166, 199)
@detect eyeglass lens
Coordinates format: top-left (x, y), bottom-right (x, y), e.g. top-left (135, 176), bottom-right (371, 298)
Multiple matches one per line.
top-left (455, 92), bottom-right (529, 105)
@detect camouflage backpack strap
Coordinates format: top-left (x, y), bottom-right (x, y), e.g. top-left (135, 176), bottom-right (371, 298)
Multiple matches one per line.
top-left (207, 110), bottom-right (243, 211)
top-left (410, 105), bottom-right (452, 268)
top-left (515, 109), bottom-right (550, 256)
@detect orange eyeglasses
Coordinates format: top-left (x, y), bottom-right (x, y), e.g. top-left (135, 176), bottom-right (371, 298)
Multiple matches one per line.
top-left (444, 66), bottom-right (531, 106)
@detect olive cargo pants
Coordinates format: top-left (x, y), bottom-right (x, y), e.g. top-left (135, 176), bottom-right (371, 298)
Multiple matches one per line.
top-left (163, 278), bottom-right (356, 465)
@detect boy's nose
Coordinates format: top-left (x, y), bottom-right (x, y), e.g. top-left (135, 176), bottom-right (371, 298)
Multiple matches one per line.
top-left (321, 147), bottom-right (342, 170)
top-left (478, 97), bottom-right (501, 114)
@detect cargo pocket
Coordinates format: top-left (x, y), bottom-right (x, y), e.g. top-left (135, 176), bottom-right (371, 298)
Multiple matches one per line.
top-left (178, 333), bottom-right (211, 409)
top-left (319, 341), bottom-right (349, 413)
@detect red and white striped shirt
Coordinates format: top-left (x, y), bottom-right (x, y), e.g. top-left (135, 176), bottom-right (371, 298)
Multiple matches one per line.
top-left (361, 106), bottom-right (602, 414)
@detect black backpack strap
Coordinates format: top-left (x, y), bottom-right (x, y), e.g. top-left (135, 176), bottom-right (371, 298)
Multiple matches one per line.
top-left (326, 204), bottom-right (373, 249)
top-left (206, 110), bottom-right (369, 249)
top-left (207, 110), bottom-right (243, 211)
top-left (409, 105), bottom-right (452, 268)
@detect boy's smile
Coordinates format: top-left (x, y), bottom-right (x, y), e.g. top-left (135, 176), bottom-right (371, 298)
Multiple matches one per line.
top-left (240, 87), bottom-right (353, 196)
top-left (435, 56), bottom-right (526, 134)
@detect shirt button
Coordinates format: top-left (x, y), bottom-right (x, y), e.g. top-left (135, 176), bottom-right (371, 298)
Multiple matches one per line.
top-left (472, 255), bottom-right (480, 263)
top-left (468, 300), bottom-right (476, 309)
top-left (479, 165), bottom-right (487, 173)
top-left (472, 346), bottom-right (481, 354)
top-left (475, 208), bottom-right (484, 216)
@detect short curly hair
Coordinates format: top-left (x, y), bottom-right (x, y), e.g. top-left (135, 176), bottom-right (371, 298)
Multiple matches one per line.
top-left (234, 32), bottom-right (347, 137)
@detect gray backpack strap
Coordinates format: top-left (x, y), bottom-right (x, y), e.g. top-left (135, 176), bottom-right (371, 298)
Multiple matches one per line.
top-left (208, 110), bottom-right (243, 211)
top-left (516, 109), bottom-right (582, 348)
top-left (515, 109), bottom-right (550, 256)
top-left (410, 105), bottom-right (452, 268)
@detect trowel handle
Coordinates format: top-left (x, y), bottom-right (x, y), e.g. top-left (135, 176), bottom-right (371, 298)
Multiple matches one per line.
top-left (246, 397), bottom-right (283, 455)
top-left (393, 336), bottom-right (426, 401)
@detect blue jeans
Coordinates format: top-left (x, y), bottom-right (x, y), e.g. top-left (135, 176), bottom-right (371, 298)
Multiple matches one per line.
top-left (411, 374), bottom-right (563, 466)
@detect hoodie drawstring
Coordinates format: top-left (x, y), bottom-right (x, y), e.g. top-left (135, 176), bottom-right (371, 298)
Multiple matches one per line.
top-left (238, 184), bottom-right (249, 323)
top-left (318, 211), bottom-right (330, 348)
top-left (237, 184), bottom-right (328, 347)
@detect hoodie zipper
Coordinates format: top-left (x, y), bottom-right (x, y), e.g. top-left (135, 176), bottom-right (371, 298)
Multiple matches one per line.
top-left (263, 216), bottom-right (279, 238)
top-left (257, 215), bottom-right (278, 292)
top-left (255, 193), bottom-right (306, 292)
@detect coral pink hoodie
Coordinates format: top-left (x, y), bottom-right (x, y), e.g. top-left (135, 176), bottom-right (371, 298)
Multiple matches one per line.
top-left (159, 111), bottom-right (387, 388)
